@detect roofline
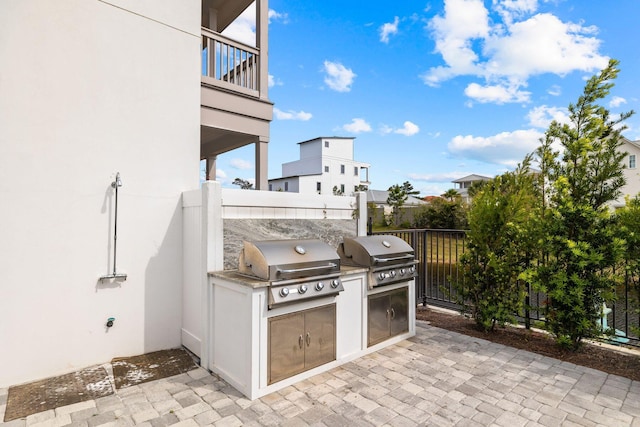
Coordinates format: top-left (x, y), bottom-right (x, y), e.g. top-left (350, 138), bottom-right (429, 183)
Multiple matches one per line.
top-left (297, 136), bottom-right (356, 145)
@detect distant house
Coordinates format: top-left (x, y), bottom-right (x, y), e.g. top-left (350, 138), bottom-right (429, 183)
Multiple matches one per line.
top-left (366, 189), bottom-right (426, 214)
top-left (614, 137), bottom-right (640, 207)
top-left (451, 174), bottom-right (492, 201)
top-left (268, 136), bottom-right (370, 195)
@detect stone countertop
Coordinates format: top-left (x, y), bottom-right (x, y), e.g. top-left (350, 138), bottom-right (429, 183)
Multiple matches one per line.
top-left (208, 265), bottom-right (368, 289)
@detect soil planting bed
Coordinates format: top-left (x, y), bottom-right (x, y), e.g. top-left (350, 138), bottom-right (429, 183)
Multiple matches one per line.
top-left (416, 306), bottom-right (640, 382)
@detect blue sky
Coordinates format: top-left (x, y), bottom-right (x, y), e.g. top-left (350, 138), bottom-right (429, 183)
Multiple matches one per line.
top-left (210, 0), bottom-right (640, 196)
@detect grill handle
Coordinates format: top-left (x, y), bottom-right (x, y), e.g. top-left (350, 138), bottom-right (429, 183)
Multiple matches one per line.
top-left (372, 255), bottom-right (414, 264)
top-left (276, 262), bottom-right (338, 275)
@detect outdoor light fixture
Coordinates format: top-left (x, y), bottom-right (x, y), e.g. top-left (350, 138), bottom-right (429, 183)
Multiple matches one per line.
top-left (100, 172), bottom-right (127, 281)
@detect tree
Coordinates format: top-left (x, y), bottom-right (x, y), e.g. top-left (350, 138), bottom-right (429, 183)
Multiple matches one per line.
top-left (441, 189), bottom-right (460, 201)
top-left (401, 181), bottom-right (420, 197)
top-left (354, 184), bottom-right (368, 192)
top-left (332, 186), bottom-right (343, 196)
top-left (386, 184), bottom-right (408, 226)
top-left (455, 157), bottom-right (539, 331)
top-left (413, 197), bottom-right (468, 229)
top-left (524, 59), bottom-right (633, 349)
top-left (232, 178), bottom-right (254, 189)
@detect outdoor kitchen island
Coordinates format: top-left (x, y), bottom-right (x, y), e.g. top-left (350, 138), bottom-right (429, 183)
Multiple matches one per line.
top-left (207, 265), bottom-right (416, 400)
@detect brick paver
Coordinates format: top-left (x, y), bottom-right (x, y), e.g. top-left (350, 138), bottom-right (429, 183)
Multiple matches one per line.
top-left (2, 321), bottom-right (639, 426)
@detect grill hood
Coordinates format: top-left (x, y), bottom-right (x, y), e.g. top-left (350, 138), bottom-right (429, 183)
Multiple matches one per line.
top-left (338, 235), bottom-right (415, 267)
top-left (238, 239), bottom-right (340, 281)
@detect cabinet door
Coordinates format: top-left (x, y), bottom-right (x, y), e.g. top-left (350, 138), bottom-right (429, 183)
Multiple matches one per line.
top-left (304, 304), bottom-right (336, 370)
top-left (368, 293), bottom-right (390, 346)
top-left (268, 312), bottom-right (305, 384)
top-left (389, 287), bottom-right (409, 337)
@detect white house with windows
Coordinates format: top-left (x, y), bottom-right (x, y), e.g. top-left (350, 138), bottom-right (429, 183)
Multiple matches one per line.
top-left (614, 137), bottom-right (640, 207)
top-left (451, 174), bottom-right (492, 201)
top-left (269, 136), bottom-right (370, 195)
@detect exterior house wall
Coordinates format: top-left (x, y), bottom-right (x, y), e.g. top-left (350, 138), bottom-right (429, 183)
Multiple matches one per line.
top-left (616, 139), bottom-right (640, 207)
top-left (270, 137), bottom-right (370, 196)
top-left (0, 0), bottom-right (200, 387)
top-left (282, 158), bottom-right (321, 176)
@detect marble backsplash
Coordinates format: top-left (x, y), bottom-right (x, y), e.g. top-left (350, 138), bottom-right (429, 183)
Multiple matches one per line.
top-left (223, 218), bottom-right (357, 270)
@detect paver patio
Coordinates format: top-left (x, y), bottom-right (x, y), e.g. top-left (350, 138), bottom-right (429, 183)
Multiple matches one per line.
top-left (2, 321), bottom-right (639, 426)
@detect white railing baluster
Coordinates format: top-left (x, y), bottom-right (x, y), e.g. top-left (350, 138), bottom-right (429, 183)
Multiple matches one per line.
top-left (201, 28), bottom-right (260, 94)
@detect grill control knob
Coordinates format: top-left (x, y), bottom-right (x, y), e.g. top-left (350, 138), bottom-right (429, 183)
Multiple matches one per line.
top-left (399, 268), bottom-right (406, 276)
top-left (410, 266), bottom-right (416, 274)
top-left (378, 272), bottom-right (387, 281)
top-left (315, 282), bottom-right (324, 291)
top-left (389, 270), bottom-right (397, 278)
top-left (330, 279), bottom-right (340, 288)
top-left (279, 287), bottom-right (290, 297)
top-left (299, 284), bottom-right (308, 294)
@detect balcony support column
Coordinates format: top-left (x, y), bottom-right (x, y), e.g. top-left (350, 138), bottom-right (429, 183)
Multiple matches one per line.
top-left (206, 156), bottom-right (217, 181)
top-left (256, 0), bottom-right (269, 100)
top-left (255, 138), bottom-right (268, 190)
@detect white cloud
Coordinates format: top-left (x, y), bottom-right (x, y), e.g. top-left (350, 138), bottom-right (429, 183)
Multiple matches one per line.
top-left (323, 61), bottom-right (356, 92)
top-left (269, 9), bottom-right (289, 24)
top-left (273, 108), bottom-right (312, 121)
top-left (342, 118), bottom-right (372, 133)
top-left (609, 96), bottom-right (627, 108)
top-left (422, 0), bottom-right (609, 104)
top-left (220, 4), bottom-right (256, 46)
top-left (493, 0), bottom-right (538, 25)
top-left (268, 74), bottom-right (283, 87)
top-left (409, 171), bottom-right (473, 182)
top-left (395, 121), bottom-right (420, 136)
top-left (547, 85), bottom-right (561, 96)
top-left (230, 159), bottom-right (252, 170)
top-left (379, 124), bottom-right (394, 135)
top-left (465, 81), bottom-right (531, 104)
top-left (221, 6), bottom-right (287, 47)
top-left (527, 105), bottom-right (570, 128)
top-left (448, 129), bottom-right (543, 166)
top-left (380, 16), bottom-right (400, 43)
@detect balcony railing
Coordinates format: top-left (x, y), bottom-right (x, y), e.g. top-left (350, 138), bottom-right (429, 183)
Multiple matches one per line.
top-left (202, 28), bottom-right (260, 96)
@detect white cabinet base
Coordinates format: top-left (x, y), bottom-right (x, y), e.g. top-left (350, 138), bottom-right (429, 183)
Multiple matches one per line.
top-left (207, 269), bottom-right (415, 400)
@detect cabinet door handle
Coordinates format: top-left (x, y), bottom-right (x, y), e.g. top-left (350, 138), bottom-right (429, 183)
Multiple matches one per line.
top-left (390, 308), bottom-right (395, 319)
top-left (298, 335), bottom-right (304, 349)
top-left (306, 332), bottom-right (311, 347)
top-left (386, 309), bottom-right (390, 319)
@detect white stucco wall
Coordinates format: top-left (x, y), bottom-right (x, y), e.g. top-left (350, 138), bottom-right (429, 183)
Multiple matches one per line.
top-left (617, 140), bottom-right (640, 207)
top-left (0, 0), bottom-right (200, 387)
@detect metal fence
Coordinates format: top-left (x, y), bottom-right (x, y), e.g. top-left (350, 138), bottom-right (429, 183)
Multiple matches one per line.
top-left (370, 228), bottom-right (640, 346)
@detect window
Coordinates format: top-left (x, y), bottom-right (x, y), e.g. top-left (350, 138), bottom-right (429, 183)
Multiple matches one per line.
top-left (325, 141), bottom-right (329, 148)
top-left (354, 166), bottom-right (358, 176)
top-left (340, 184), bottom-right (345, 194)
top-left (284, 182), bottom-right (289, 191)
top-left (269, 184), bottom-right (272, 191)
top-left (324, 166), bottom-right (329, 173)
top-left (317, 182), bottom-right (321, 193)
top-left (340, 165), bottom-right (345, 174)
top-left (630, 154), bottom-right (636, 169)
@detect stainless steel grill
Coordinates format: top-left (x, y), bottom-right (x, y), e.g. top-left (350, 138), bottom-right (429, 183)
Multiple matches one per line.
top-left (238, 239), bottom-right (344, 308)
top-left (338, 235), bottom-right (417, 289)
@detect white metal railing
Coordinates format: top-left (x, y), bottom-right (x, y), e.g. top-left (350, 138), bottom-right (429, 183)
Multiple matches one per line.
top-left (202, 28), bottom-right (260, 93)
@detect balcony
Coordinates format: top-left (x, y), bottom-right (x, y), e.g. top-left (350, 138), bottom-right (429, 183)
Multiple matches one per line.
top-left (200, 0), bottom-right (272, 189)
